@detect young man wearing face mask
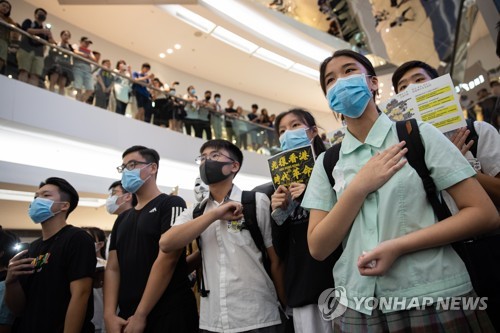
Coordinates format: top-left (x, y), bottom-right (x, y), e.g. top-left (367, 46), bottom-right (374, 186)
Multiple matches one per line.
top-left (104, 146), bottom-right (198, 333)
top-left (160, 139), bottom-right (284, 333)
top-left (5, 177), bottom-right (96, 333)
top-left (105, 180), bottom-right (135, 216)
top-left (17, 7), bottom-right (55, 86)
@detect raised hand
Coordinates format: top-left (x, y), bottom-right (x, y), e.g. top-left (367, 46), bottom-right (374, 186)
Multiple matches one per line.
top-left (289, 182), bottom-right (306, 200)
top-left (449, 127), bottom-right (473, 156)
top-left (271, 185), bottom-right (290, 211)
top-left (215, 201), bottom-right (244, 221)
top-left (350, 141), bottom-right (408, 195)
top-left (5, 250), bottom-right (34, 285)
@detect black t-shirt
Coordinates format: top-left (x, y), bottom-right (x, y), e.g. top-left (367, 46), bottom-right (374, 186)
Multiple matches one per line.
top-left (20, 19), bottom-right (48, 56)
top-left (225, 107), bottom-right (237, 127)
top-left (109, 194), bottom-right (191, 319)
top-left (15, 225), bottom-right (96, 333)
top-left (247, 113), bottom-right (258, 122)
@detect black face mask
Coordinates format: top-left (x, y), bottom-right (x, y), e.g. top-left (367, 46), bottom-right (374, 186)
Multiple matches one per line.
top-left (205, 96), bottom-right (211, 101)
top-left (37, 14), bottom-right (46, 22)
top-left (199, 160), bottom-right (233, 185)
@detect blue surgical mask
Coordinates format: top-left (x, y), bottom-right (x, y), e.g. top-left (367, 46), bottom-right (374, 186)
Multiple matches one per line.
top-left (121, 164), bottom-right (150, 193)
top-left (190, 89), bottom-right (196, 95)
top-left (326, 73), bottom-right (373, 119)
top-left (28, 198), bottom-right (62, 224)
top-left (169, 90), bottom-right (176, 96)
top-left (279, 128), bottom-right (311, 151)
top-left (215, 97), bottom-right (221, 103)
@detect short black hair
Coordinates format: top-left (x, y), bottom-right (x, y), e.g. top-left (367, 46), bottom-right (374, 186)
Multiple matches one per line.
top-left (1, 1), bottom-right (12, 17)
top-left (39, 177), bottom-right (79, 218)
top-left (35, 7), bottom-right (47, 15)
top-left (214, 93), bottom-right (221, 98)
top-left (320, 49), bottom-right (378, 98)
top-left (205, 90), bottom-right (212, 95)
top-left (392, 60), bottom-right (438, 93)
top-left (200, 139), bottom-right (243, 172)
top-left (251, 104), bottom-right (258, 109)
top-left (490, 80), bottom-right (500, 88)
top-left (108, 181), bottom-right (137, 207)
top-left (0, 226), bottom-right (19, 267)
top-left (122, 145), bottom-right (160, 168)
top-left (60, 30), bottom-right (70, 38)
top-left (142, 63), bottom-right (151, 69)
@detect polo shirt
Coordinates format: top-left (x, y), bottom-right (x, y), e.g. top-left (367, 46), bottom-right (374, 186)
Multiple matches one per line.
top-left (302, 113), bottom-right (475, 315)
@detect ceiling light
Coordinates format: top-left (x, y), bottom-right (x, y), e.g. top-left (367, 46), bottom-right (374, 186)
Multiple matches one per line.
top-left (174, 44), bottom-right (181, 50)
top-left (160, 5), bottom-right (216, 33)
top-left (159, 53), bottom-right (166, 58)
top-left (166, 48), bottom-right (173, 54)
top-left (289, 63), bottom-right (319, 80)
top-left (0, 189), bottom-right (106, 208)
top-left (253, 48), bottom-right (294, 69)
top-left (211, 26), bottom-right (258, 54)
top-left (200, 0), bottom-right (334, 63)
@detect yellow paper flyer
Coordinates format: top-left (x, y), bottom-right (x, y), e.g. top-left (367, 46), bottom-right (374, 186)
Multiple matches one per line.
top-left (380, 74), bottom-right (466, 133)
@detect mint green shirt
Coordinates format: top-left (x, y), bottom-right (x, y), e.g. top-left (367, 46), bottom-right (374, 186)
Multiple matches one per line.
top-left (302, 113), bottom-right (475, 315)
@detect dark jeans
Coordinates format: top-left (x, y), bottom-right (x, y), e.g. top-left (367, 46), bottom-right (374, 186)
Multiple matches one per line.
top-left (199, 120), bottom-right (212, 140)
top-left (184, 119), bottom-right (203, 138)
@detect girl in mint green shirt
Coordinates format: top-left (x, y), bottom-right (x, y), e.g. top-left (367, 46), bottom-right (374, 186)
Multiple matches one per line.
top-left (302, 50), bottom-right (498, 332)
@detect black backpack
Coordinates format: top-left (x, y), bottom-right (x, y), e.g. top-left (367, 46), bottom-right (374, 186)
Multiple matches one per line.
top-left (323, 119), bottom-right (452, 221)
top-left (192, 190), bottom-right (271, 297)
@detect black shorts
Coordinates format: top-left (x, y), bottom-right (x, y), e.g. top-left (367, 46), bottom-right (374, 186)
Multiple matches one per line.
top-left (135, 93), bottom-right (152, 109)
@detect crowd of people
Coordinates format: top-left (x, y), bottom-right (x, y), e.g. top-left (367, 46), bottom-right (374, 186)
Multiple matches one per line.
top-left (0, 2), bottom-right (282, 152)
top-left (2, 1), bottom-right (500, 332)
top-left (1, 48), bottom-right (499, 333)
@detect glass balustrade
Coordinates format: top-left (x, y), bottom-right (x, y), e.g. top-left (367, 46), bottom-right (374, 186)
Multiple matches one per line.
top-left (0, 20), bottom-right (280, 154)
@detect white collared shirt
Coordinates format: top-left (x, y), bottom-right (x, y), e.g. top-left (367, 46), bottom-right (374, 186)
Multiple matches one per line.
top-left (174, 185), bottom-right (281, 332)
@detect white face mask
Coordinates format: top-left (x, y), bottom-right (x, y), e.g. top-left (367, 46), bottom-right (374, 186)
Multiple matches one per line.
top-left (105, 194), bottom-right (125, 214)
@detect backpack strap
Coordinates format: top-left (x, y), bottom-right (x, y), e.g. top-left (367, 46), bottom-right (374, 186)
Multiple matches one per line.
top-left (465, 118), bottom-right (478, 158)
top-left (323, 143), bottom-right (342, 189)
top-left (192, 201), bottom-right (210, 297)
top-left (241, 191), bottom-right (271, 277)
top-left (396, 119), bottom-right (451, 221)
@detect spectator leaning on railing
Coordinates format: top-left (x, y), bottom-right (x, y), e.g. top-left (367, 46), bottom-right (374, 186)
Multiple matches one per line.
top-left (73, 36), bottom-right (96, 103)
top-left (17, 7), bottom-right (55, 87)
top-left (113, 60), bottom-right (132, 116)
top-left (46, 29), bottom-right (74, 95)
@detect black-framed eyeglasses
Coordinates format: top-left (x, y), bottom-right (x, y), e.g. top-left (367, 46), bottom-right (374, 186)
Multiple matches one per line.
top-left (195, 151), bottom-right (235, 165)
top-left (116, 160), bottom-right (150, 173)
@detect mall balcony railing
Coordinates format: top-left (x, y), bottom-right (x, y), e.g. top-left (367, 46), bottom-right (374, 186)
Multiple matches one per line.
top-left (0, 20), bottom-right (281, 155)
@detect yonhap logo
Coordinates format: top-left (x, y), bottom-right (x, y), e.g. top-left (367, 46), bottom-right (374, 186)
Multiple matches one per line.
top-left (318, 286), bottom-right (348, 320)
